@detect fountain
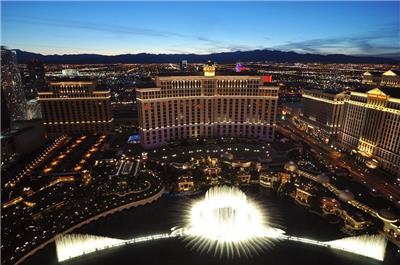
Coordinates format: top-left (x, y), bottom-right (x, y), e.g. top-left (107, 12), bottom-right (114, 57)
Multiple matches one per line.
top-left (55, 186), bottom-right (388, 262)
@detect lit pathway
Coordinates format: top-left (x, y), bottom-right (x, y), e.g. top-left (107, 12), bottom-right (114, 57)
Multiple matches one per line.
top-left (296, 169), bottom-right (378, 217)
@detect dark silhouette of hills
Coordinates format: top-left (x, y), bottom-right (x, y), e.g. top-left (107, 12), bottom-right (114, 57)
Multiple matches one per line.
top-left (14, 49), bottom-right (398, 64)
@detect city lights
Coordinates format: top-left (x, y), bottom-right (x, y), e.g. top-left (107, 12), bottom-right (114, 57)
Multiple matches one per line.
top-left (1, 3), bottom-right (399, 263)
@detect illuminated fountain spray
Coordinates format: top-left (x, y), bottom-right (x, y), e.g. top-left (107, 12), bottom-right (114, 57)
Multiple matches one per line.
top-left (55, 186), bottom-right (388, 263)
top-left (180, 186), bottom-right (284, 257)
top-left (327, 234), bottom-right (387, 261)
top-left (55, 234), bottom-right (125, 262)
top-left (55, 233), bottom-right (173, 262)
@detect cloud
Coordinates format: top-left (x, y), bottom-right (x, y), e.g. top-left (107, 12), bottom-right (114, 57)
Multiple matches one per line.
top-left (3, 16), bottom-right (186, 38)
top-left (192, 37), bottom-right (265, 54)
top-left (196, 36), bottom-right (220, 44)
top-left (4, 16), bottom-right (248, 54)
top-left (274, 23), bottom-right (399, 56)
top-left (5, 16), bottom-right (235, 48)
top-left (5, 15), bottom-right (396, 57)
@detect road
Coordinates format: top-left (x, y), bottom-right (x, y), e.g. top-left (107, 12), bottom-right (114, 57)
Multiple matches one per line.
top-left (276, 119), bottom-right (400, 205)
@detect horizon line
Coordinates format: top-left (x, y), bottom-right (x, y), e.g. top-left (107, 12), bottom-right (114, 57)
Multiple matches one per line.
top-left (4, 46), bottom-right (399, 60)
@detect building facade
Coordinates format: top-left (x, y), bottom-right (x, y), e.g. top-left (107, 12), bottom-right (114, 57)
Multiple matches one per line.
top-left (38, 81), bottom-right (112, 136)
top-left (299, 89), bottom-right (346, 142)
top-left (1, 47), bottom-right (28, 122)
top-left (180, 60), bottom-right (188, 72)
top-left (1, 120), bottom-right (46, 169)
top-left (338, 88), bottom-right (400, 177)
top-left (27, 99), bottom-right (43, 120)
top-left (21, 59), bottom-right (46, 100)
top-left (1, 88), bottom-right (11, 132)
top-left (362, 70), bottom-right (400, 88)
top-left (137, 65), bottom-right (279, 148)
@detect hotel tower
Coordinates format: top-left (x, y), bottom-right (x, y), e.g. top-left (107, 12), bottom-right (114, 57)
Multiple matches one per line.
top-left (300, 89), bottom-right (346, 143)
top-left (338, 87), bottom-right (400, 177)
top-left (137, 62), bottom-right (279, 148)
top-left (38, 81), bottom-right (112, 136)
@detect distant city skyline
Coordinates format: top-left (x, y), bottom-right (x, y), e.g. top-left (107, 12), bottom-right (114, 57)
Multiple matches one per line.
top-left (1, 1), bottom-right (399, 58)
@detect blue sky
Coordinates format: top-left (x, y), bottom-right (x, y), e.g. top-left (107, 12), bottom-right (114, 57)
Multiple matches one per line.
top-left (1, 1), bottom-right (399, 57)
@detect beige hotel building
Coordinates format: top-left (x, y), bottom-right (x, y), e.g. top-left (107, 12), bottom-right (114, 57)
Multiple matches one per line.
top-left (300, 89), bottom-right (346, 142)
top-left (362, 70), bottom-right (400, 88)
top-left (338, 87), bottom-right (400, 177)
top-left (137, 63), bottom-right (279, 148)
top-left (38, 81), bottom-right (112, 136)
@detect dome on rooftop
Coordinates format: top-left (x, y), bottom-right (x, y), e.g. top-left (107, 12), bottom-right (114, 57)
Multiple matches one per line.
top-left (316, 173), bottom-right (330, 184)
top-left (338, 190), bottom-right (354, 202)
top-left (221, 152), bottom-right (234, 161)
top-left (284, 161), bottom-right (298, 172)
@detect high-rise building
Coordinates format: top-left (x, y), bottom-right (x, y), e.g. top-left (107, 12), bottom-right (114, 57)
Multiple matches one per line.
top-left (38, 81), bottom-right (112, 136)
top-left (338, 87), bottom-right (400, 177)
top-left (137, 63), bottom-right (279, 148)
top-left (1, 47), bottom-right (28, 122)
top-left (26, 99), bottom-right (42, 120)
top-left (362, 70), bottom-right (400, 88)
top-left (21, 59), bottom-right (46, 100)
top-left (1, 88), bottom-right (11, 132)
top-left (62, 69), bottom-right (80, 77)
top-left (235, 63), bottom-right (249, 73)
top-left (180, 60), bottom-right (188, 72)
top-left (299, 89), bottom-right (346, 142)
top-left (19, 59), bottom-right (46, 120)
top-left (1, 120), bottom-right (45, 168)
top-left (236, 63), bottom-right (243, 73)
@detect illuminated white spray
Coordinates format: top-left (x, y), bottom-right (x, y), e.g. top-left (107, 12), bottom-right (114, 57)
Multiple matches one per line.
top-left (55, 233), bottom-right (173, 262)
top-left (182, 186), bottom-right (283, 257)
top-left (55, 186), bottom-right (388, 262)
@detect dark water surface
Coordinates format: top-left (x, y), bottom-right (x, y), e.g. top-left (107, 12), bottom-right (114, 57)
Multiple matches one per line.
top-left (24, 187), bottom-right (399, 265)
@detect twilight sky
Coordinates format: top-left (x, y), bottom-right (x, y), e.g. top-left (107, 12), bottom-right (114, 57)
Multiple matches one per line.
top-left (1, 1), bottom-right (399, 57)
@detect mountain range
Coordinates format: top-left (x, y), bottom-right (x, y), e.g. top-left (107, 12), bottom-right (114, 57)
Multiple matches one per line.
top-left (14, 49), bottom-right (399, 64)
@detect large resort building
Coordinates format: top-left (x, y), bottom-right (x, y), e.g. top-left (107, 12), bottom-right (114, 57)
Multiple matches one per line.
top-left (362, 70), bottom-right (400, 88)
top-left (338, 87), bottom-right (400, 177)
top-left (137, 63), bottom-right (279, 148)
top-left (298, 71), bottom-right (400, 177)
top-left (299, 89), bottom-right (346, 143)
top-left (38, 81), bottom-right (112, 136)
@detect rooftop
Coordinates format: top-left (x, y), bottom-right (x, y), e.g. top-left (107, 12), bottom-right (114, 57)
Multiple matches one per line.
top-left (363, 69), bottom-right (400, 77)
top-left (355, 86), bottom-right (400, 99)
top-left (303, 88), bottom-right (346, 95)
top-left (156, 71), bottom-right (262, 78)
top-left (49, 81), bottom-right (96, 87)
top-left (363, 71), bottom-right (384, 77)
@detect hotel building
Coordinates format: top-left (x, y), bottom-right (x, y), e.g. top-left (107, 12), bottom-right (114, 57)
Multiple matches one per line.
top-left (1, 47), bottom-right (28, 122)
top-left (38, 81), bottom-right (112, 136)
top-left (338, 87), bottom-right (400, 177)
top-left (299, 89), bottom-right (346, 142)
top-left (137, 63), bottom-right (279, 148)
top-left (362, 70), bottom-right (400, 88)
